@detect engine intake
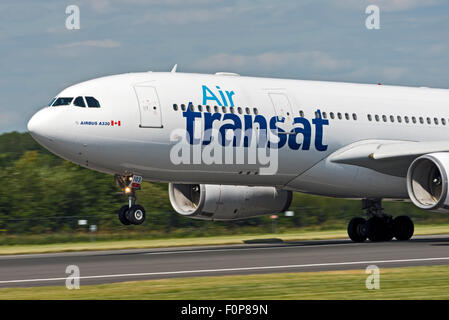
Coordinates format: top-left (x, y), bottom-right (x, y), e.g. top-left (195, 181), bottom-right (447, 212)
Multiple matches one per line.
top-left (168, 183), bottom-right (292, 220)
top-left (407, 153), bottom-right (449, 212)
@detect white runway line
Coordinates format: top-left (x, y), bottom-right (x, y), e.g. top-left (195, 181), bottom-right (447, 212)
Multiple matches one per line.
top-left (1, 256), bottom-right (449, 285)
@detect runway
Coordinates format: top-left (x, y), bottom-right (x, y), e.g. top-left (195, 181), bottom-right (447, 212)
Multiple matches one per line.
top-left (2, 235), bottom-right (449, 288)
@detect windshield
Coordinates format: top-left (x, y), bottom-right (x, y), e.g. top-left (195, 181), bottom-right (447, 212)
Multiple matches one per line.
top-left (48, 97), bottom-right (56, 106)
top-left (85, 96), bottom-right (100, 108)
top-left (52, 97), bottom-right (73, 106)
top-left (74, 96), bottom-right (86, 108)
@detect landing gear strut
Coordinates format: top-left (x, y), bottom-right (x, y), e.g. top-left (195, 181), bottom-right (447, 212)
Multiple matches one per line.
top-left (115, 174), bottom-right (146, 225)
top-left (347, 199), bottom-right (414, 242)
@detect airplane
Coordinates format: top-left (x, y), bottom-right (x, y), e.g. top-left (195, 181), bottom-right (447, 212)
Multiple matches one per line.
top-left (27, 69), bottom-right (449, 243)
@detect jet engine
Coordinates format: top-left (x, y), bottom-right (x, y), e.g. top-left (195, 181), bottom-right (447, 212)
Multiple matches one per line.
top-left (168, 183), bottom-right (292, 220)
top-left (407, 152), bottom-right (449, 213)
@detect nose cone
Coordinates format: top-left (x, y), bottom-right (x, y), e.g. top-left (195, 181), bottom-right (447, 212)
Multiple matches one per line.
top-left (27, 108), bottom-right (86, 163)
top-left (27, 108), bottom-right (56, 146)
top-left (27, 113), bottom-right (40, 135)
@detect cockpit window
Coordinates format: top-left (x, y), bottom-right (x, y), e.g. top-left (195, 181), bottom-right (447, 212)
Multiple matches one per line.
top-left (52, 97), bottom-right (73, 106)
top-left (48, 97), bottom-right (56, 106)
top-left (74, 96), bottom-right (86, 108)
top-left (85, 96), bottom-right (100, 108)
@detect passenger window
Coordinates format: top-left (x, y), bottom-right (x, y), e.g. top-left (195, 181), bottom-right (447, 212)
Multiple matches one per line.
top-left (419, 117), bottom-right (424, 124)
top-left (330, 112), bottom-right (335, 119)
top-left (375, 115), bottom-right (380, 122)
top-left (345, 113), bottom-right (349, 120)
top-left (299, 110), bottom-right (305, 117)
top-left (390, 115), bottom-right (394, 122)
top-left (253, 108), bottom-right (259, 115)
top-left (230, 107), bottom-right (235, 114)
top-left (245, 107), bottom-right (251, 115)
top-left (181, 104), bottom-right (186, 111)
top-left (85, 96), bottom-right (100, 108)
top-left (206, 105), bottom-right (211, 113)
top-left (404, 116), bottom-right (409, 123)
top-left (442, 118), bottom-right (446, 125)
top-left (426, 117), bottom-right (431, 124)
top-left (214, 106), bottom-right (219, 113)
top-left (397, 116), bottom-right (402, 123)
top-left (434, 118), bottom-right (438, 125)
top-left (173, 104), bottom-right (178, 111)
top-left (237, 107), bottom-right (242, 114)
top-left (74, 96), bottom-right (86, 108)
top-left (352, 113), bottom-right (357, 120)
top-left (222, 106), bottom-right (227, 113)
top-left (367, 114), bottom-right (372, 121)
top-left (198, 105), bottom-right (203, 112)
top-left (322, 112), bottom-right (327, 119)
top-left (337, 113), bottom-right (342, 120)
top-left (382, 115), bottom-right (387, 122)
top-left (412, 117), bottom-right (417, 124)
top-left (189, 104), bottom-right (195, 112)
top-left (52, 97), bottom-right (73, 106)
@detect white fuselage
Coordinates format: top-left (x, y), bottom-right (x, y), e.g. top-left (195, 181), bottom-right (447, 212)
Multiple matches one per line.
top-left (27, 72), bottom-right (449, 200)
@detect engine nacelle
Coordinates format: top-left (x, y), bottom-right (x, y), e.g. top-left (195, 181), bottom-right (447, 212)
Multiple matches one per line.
top-left (407, 152), bottom-right (449, 213)
top-left (168, 183), bottom-right (292, 220)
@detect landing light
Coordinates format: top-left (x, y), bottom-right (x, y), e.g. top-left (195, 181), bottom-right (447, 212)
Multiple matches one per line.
top-left (125, 187), bottom-right (132, 194)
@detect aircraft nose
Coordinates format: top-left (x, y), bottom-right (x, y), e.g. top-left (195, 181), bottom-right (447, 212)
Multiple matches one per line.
top-left (27, 113), bottom-right (38, 135)
top-left (27, 108), bottom-right (57, 142)
top-left (27, 110), bottom-right (46, 137)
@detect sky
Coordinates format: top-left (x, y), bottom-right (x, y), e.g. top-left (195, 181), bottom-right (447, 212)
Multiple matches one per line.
top-left (0, 0), bottom-right (448, 133)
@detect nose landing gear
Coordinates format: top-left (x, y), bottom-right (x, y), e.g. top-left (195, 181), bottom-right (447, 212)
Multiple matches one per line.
top-left (347, 199), bottom-right (414, 242)
top-left (115, 174), bottom-right (146, 226)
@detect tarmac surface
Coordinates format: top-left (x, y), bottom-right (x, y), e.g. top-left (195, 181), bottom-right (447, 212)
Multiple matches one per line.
top-left (1, 235), bottom-right (449, 288)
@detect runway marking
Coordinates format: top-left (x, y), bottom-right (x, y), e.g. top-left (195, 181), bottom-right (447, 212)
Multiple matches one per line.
top-left (2, 256), bottom-right (449, 285)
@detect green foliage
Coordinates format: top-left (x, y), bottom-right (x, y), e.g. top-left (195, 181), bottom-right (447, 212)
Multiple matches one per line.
top-left (0, 132), bottom-right (50, 168)
top-left (1, 132), bottom-right (449, 241)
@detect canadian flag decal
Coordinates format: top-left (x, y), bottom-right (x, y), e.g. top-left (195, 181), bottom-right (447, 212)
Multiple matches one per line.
top-left (111, 120), bottom-right (121, 126)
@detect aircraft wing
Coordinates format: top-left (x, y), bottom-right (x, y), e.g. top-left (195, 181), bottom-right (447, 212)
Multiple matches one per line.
top-left (329, 140), bottom-right (449, 177)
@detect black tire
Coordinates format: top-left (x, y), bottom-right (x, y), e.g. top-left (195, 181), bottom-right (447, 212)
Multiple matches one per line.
top-left (126, 205), bottom-right (146, 225)
top-left (118, 205), bottom-right (131, 225)
top-left (347, 217), bottom-right (367, 242)
top-left (366, 216), bottom-right (394, 242)
top-left (393, 216), bottom-right (414, 241)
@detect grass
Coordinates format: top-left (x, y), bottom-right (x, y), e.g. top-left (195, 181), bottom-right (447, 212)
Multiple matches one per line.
top-left (0, 223), bottom-right (449, 255)
top-left (1, 265), bottom-right (449, 299)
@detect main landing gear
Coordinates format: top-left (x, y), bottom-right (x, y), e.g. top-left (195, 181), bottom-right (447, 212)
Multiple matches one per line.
top-left (115, 174), bottom-right (146, 225)
top-left (347, 199), bottom-right (414, 242)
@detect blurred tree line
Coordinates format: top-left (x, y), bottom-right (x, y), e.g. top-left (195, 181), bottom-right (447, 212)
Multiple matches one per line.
top-left (1, 132), bottom-right (449, 239)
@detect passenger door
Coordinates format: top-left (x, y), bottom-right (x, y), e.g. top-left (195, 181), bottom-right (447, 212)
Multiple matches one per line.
top-left (268, 92), bottom-right (294, 131)
top-left (133, 85), bottom-right (163, 128)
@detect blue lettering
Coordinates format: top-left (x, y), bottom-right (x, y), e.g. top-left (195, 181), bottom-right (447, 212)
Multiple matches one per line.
top-left (312, 109), bottom-right (329, 151)
top-left (289, 117), bottom-right (311, 150)
top-left (216, 86), bottom-right (228, 107)
top-left (268, 116), bottom-right (287, 149)
top-left (182, 102), bottom-right (202, 144)
top-left (202, 85), bottom-right (222, 106)
top-left (219, 114), bottom-right (242, 146)
top-left (180, 105), bottom-right (328, 152)
top-left (254, 115), bottom-right (268, 147)
top-left (226, 91), bottom-right (235, 107)
top-left (243, 115), bottom-right (253, 147)
top-left (203, 112), bottom-right (222, 145)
